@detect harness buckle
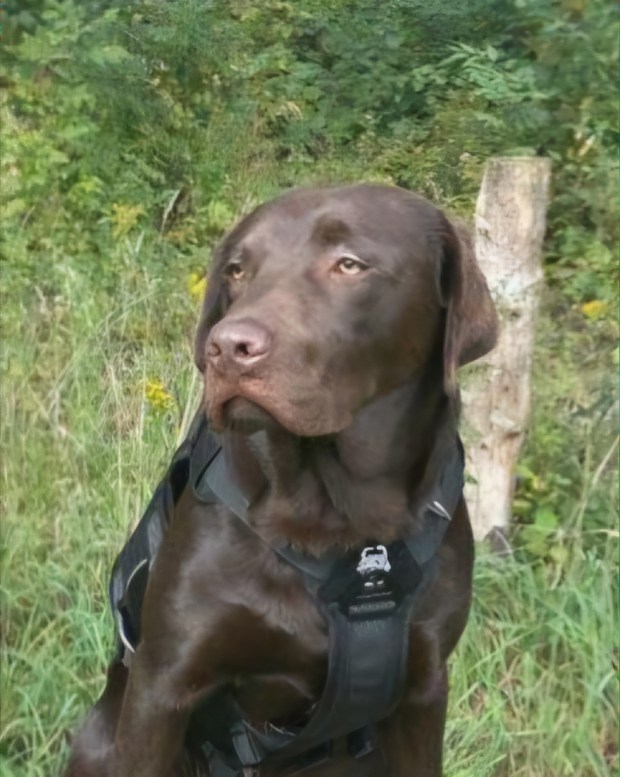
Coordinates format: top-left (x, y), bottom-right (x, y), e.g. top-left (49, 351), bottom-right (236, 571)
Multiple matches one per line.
top-left (341, 545), bottom-right (398, 618)
top-left (231, 724), bottom-right (265, 767)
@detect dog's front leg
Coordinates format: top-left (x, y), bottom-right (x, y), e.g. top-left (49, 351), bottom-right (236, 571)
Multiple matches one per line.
top-left (377, 667), bottom-right (448, 777)
top-left (112, 644), bottom-right (210, 777)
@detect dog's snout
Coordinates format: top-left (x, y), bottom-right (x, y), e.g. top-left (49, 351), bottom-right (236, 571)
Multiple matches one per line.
top-left (207, 318), bottom-right (272, 372)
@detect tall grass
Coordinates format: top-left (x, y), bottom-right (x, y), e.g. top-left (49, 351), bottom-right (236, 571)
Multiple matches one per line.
top-left (1, 242), bottom-right (617, 776)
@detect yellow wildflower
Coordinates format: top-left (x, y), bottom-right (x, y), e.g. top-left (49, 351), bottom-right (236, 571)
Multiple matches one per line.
top-left (580, 300), bottom-right (608, 320)
top-left (187, 272), bottom-right (207, 303)
top-left (110, 203), bottom-right (144, 239)
top-left (142, 379), bottom-right (175, 412)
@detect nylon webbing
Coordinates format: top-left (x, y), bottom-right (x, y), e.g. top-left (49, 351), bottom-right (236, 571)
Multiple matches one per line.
top-left (109, 409), bottom-right (465, 775)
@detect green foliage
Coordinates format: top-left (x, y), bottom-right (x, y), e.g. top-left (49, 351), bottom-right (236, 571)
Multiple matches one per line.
top-left (511, 292), bottom-right (617, 576)
top-left (1, 0), bottom-right (617, 773)
top-left (4, 0), bottom-right (615, 536)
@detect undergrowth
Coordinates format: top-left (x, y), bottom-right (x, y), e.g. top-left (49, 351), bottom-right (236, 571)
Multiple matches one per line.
top-left (1, 241), bottom-right (617, 777)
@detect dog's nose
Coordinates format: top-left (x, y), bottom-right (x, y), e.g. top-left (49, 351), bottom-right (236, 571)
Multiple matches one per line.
top-left (206, 318), bottom-right (272, 373)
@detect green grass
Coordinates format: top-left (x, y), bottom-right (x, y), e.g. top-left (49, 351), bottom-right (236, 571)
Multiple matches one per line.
top-left (445, 552), bottom-right (617, 777)
top-left (1, 244), bottom-right (617, 776)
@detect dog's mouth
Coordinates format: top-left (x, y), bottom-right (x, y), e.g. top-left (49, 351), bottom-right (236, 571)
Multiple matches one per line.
top-left (205, 375), bottom-right (290, 434)
top-left (205, 370), bottom-right (354, 438)
top-left (221, 396), bottom-right (284, 434)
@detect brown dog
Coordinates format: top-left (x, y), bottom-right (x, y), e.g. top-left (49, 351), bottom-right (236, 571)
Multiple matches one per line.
top-left (66, 184), bottom-right (497, 777)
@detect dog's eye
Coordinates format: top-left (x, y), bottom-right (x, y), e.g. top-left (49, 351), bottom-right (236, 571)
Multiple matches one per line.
top-left (225, 262), bottom-right (245, 281)
top-left (334, 255), bottom-right (368, 276)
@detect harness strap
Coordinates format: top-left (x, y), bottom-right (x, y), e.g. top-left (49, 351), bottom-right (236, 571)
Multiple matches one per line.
top-left (110, 412), bottom-right (220, 654)
top-left (196, 434), bottom-right (463, 771)
top-left (229, 577), bottom-right (423, 769)
top-left (405, 434), bottom-right (465, 566)
top-left (200, 433), bottom-right (464, 578)
top-left (110, 410), bottom-right (465, 775)
top-left (200, 450), bottom-right (339, 582)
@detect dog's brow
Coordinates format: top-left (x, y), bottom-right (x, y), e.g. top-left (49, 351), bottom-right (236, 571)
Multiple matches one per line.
top-left (226, 246), bottom-right (250, 266)
top-left (311, 216), bottom-right (352, 245)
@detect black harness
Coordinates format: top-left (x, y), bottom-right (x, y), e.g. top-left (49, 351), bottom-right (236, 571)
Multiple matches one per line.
top-left (109, 412), bottom-right (464, 776)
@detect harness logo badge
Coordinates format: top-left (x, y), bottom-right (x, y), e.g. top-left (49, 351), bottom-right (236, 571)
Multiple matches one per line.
top-left (357, 545), bottom-right (391, 575)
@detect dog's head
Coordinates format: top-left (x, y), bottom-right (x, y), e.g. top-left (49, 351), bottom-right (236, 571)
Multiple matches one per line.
top-left (194, 185), bottom-right (497, 436)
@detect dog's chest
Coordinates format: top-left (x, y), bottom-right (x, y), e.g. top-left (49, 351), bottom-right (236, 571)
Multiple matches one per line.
top-left (204, 547), bottom-right (330, 725)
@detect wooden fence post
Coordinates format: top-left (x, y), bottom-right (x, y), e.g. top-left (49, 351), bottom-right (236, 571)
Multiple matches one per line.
top-left (462, 156), bottom-right (551, 541)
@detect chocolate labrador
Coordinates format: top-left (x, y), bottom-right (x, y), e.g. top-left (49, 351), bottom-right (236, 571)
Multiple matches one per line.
top-left (66, 184), bottom-right (497, 777)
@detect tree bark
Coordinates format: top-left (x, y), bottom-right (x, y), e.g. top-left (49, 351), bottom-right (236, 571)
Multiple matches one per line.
top-left (462, 157), bottom-right (551, 541)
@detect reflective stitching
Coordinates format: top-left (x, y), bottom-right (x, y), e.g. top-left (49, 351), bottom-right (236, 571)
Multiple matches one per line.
top-left (430, 500), bottom-right (452, 521)
top-left (116, 557), bottom-right (149, 654)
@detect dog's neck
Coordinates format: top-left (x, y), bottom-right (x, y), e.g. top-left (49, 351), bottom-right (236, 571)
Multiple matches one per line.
top-left (221, 371), bottom-right (455, 553)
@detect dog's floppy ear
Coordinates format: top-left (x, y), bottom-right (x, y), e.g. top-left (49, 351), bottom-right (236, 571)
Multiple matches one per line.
top-left (440, 217), bottom-right (498, 394)
top-left (194, 241), bottom-right (228, 373)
